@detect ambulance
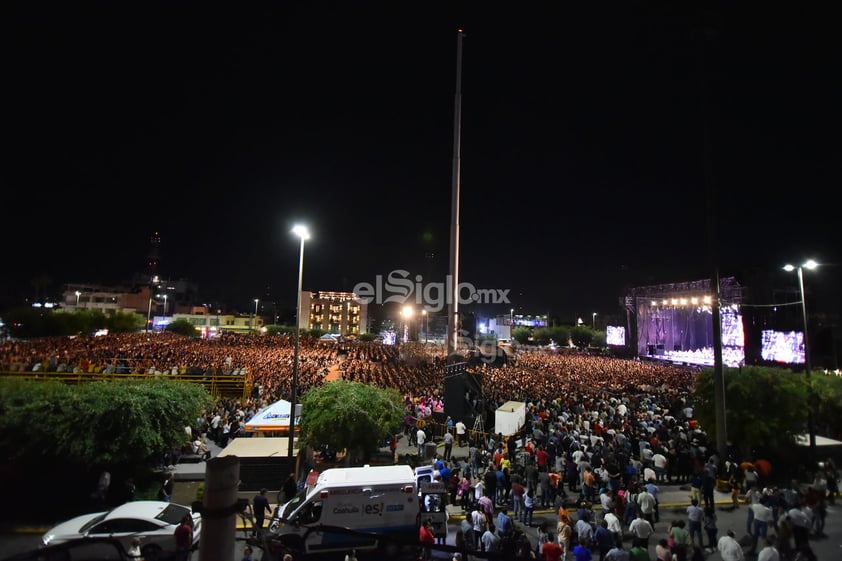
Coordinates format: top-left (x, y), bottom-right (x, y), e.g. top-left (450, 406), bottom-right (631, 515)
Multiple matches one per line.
top-left (269, 464), bottom-right (419, 556)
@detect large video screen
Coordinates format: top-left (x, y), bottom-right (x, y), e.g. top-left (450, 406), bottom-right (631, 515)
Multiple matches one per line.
top-left (606, 325), bottom-right (626, 346)
top-left (761, 330), bottom-right (805, 364)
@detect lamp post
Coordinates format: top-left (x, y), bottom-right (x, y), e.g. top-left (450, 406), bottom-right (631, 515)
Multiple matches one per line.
top-left (510, 307), bottom-right (514, 339)
top-left (592, 312), bottom-right (597, 330)
top-left (289, 224), bottom-right (310, 460)
top-left (422, 309), bottom-right (428, 344)
top-left (75, 291), bottom-right (81, 307)
top-left (253, 298), bottom-right (259, 333)
top-left (146, 297), bottom-right (153, 332)
top-left (163, 294), bottom-right (168, 317)
top-left (783, 259), bottom-right (818, 460)
top-left (401, 305), bottom-right (414, 343)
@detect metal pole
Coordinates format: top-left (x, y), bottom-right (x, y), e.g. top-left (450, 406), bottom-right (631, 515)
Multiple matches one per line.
top-left (146, 298), bottom-right (152, 333)
top-left (288, 236), bottom-right (305, 460)
top-left (447, 29), bottom-right (465, 358)
top-left (798, 266), bottom-right (817, 459)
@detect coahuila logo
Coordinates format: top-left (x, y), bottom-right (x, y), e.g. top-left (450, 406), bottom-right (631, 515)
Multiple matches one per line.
top-left (354, 270), bottom-right (510, 312)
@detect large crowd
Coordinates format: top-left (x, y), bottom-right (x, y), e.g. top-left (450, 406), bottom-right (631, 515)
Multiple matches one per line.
top-left (1, 331), bottom-right (836, 559)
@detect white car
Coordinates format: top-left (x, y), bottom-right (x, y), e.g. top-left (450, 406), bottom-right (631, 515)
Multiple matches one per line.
top-left (41, 500), bottom-right (201, 561)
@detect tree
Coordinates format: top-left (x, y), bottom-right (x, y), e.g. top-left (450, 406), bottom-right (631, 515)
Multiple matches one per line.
top-left (297, 380), bottom-right (404, 465)
top-left (532, 328), bottom-right (551, 346)
top-left (358, 332), bottom-right (376, 342)
top-left (570, 326), bottom-right (594, 348)
top-left (165, 318), bottom-right (200, 337)
top-left (512, 326), bottom-right (531, 345)
top-left (0, 378), bottom-right (212, 466)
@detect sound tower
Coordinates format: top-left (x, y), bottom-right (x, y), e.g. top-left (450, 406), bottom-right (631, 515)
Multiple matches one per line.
top-left (444, 362), bottom-right (483, 424)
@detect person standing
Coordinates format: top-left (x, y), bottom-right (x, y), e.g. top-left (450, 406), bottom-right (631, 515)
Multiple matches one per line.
top-left (703, 505), bottom-right (718, 553)
top-left (717, 529), bottom-right (745, 561)
top-left (628, 511), bottom-right (654, 549)
top-left (542, 531), bottom-right (564, 561)
top-left (173, 514), bottom-right (193, 561)
top-left (757, 536), bottom-right (780, 561)
top-left (419, 517), bottom-right (435, 561)
top-left (443, 429), bottom-right (454, 462)
top-left (686, 498), bottom-right (704, 548)
top-left (456, 419), bottom-right (467, 447)
top-left (253, 488), bottom-right (272, 536)
top-left (417, 424), bottom-right (427, 457)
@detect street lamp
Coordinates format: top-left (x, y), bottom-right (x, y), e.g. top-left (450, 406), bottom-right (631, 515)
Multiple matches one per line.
top-left (783, 259), bottom-right (818, 460)
top-left (253, 298), bottom-right (259, 332)
top-left (75, 291), bottom-right (81, 307)
top-left (162, 294), bottom-right (168, 317)
top-left (592, 312), bottom-right (597, 330)
top-left (289, 224), bottom-right (310, 460)
top-left (146, 297), bottom-right (153, 332)
top-left (401, 305), bottom-right (414, 343)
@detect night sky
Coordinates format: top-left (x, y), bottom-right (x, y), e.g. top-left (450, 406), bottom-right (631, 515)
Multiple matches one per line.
top-left (2, 2), bottom-right (839, 321)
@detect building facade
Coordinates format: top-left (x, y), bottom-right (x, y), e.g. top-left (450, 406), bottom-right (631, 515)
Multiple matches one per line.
top-left (299, 291), bottom-right (367, 336)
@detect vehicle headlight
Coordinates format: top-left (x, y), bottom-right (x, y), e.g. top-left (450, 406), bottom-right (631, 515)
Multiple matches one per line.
top-left (41, 533), bottom-right (55, 546)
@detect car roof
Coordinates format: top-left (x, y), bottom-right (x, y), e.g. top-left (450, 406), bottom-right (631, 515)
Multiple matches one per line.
top-left (105, 500), bottom-right (186, 521)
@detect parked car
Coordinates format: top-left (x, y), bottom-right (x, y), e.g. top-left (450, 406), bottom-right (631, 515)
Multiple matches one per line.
top-left (40, 500), bottom-right (201, 561)
top-left (3, 537), bottom-right (129, 561)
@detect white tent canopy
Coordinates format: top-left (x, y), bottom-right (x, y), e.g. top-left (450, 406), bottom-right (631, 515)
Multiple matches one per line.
top-left (244, 399), bottom-right (302, 433)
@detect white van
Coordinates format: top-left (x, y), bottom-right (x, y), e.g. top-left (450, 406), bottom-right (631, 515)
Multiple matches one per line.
top-left (270, 464), bottom-right (418, 556)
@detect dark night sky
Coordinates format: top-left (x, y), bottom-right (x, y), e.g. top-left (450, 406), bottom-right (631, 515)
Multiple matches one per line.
top-left (2, 2), bottom-right (839, 321)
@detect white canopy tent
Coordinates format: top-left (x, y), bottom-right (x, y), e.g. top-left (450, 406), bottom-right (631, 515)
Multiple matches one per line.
top-left (244, 399), bottom-right (302, 434)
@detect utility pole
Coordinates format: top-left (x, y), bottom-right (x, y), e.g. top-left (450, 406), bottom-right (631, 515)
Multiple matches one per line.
top-left (447, 29), bottom-right (465, 359)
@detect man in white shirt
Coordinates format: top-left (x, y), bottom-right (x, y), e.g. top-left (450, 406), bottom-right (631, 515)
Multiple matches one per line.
top-left (628, 511), bottom-right (653, 548)
top-left (603, 510), bottom-right (623, 544)
top-left (757, 535), bottom-right (780, 561)
top-left (717, 529), bottom-right (745, 561)
top-left (416, 426), bottom-right (426, 457)
top-left (455, 420), bottom-right (467, 447)
top-left (636, 487), bottom-right (657, 526)
top-left (652, 450), bottom-right (668, 483)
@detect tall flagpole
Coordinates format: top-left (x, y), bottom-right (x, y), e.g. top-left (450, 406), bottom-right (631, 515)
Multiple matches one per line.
top-left (447, 29), bottom-right (465, 358)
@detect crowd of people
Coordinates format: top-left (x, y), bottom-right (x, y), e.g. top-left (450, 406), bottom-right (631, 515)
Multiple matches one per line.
top-left (2, 332), bottom-right (836, 559)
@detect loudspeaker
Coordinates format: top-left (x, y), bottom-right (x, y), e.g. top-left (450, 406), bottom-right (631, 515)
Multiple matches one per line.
top-left (444, 371), bottom-right (482, 423)
top-left (647, 344), bottom-right (655, 355)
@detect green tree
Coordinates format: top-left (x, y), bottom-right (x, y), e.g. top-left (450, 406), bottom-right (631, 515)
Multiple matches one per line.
top-left (694, 366), bottom-right (812, 462)
top-left (0, 378), bottom-right (212, 466)
top-left (570, 325), bottom-right (594, 348)
top-left (165, 318), bottom-right (200, 337)
top-left (532, 328), bottom-right (551, 346)
top-left (106, 311), bottom-right (146, 333)
top-left (297, 380), bottom-right (404, 465)
top-left (512, 326), bottom-right (531, 345)
top-left (549, 325), bottom-right (571, 347)
top-left (358, 332), bottom-right (376, 342)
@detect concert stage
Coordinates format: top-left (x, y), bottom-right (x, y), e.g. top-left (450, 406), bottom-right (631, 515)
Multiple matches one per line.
top-left (626, 277), bottom-right (746, 368)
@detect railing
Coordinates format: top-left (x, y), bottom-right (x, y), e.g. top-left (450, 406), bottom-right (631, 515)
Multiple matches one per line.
top-left (0, 370), bottom-right (249, 399)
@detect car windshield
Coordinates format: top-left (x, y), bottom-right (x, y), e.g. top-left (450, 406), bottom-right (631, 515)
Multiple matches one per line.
top-left (282, 490), bottom-right (307, 519)
top-left (156, 504), bottom-right (190, 525)
top-left (79, 513), bottom-right (107, 533)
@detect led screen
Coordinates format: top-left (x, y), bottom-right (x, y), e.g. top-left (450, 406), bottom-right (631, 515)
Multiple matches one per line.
top-left (606, 325), bottom-right (626, 346)
top-left (761, 330), bottom-right (805, 364)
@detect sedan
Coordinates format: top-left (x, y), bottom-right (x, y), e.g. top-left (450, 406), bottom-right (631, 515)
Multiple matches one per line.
top-left (41, 501), bottom-right (201, 561)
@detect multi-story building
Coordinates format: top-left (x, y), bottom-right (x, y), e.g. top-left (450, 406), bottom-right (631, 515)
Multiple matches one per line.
top-left (299, 291), bottom-right (367, 336)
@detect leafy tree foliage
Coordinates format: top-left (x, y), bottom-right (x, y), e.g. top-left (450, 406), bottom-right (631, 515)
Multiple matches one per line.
top-left (532, 328), bottom-right (551, 346)
top-left (358, 332), bottom-right (376, 342)
top-left (512, 326), bottom-right (531, 345)
top-left (3, 307), bottom-right (144, 337)
top-left (570, 326), bottom-right (594, 348)
top-left (694, 366), bottom-right (815, 459)
top-left (165, 318), bottom-right (200, 337)
top-left (0, 378), bottom-right (212, 466)
top-left (549, 326), bottom-right (571, 346)
top-left (298, 380), bottom-right (404, 464)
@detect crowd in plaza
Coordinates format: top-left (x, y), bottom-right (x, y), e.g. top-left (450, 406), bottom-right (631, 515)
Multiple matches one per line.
top-left (1, 332), bottom-right (836, 559)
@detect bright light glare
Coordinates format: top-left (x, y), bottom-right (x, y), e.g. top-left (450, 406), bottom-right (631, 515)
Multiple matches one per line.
top-left (292, 224), bottom-right (310, 240)
top-left (783, 264), bottom-right (795, 272)
top-left (402, 305), bottom-right (414, 318)
top-left (804, 259), bottom-right (818, 270)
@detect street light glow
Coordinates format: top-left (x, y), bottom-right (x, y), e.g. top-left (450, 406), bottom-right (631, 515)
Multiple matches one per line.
top-left (292, 224), bottom-right (310, 240)
top-left (402, 305), bottom-right (414, 318)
